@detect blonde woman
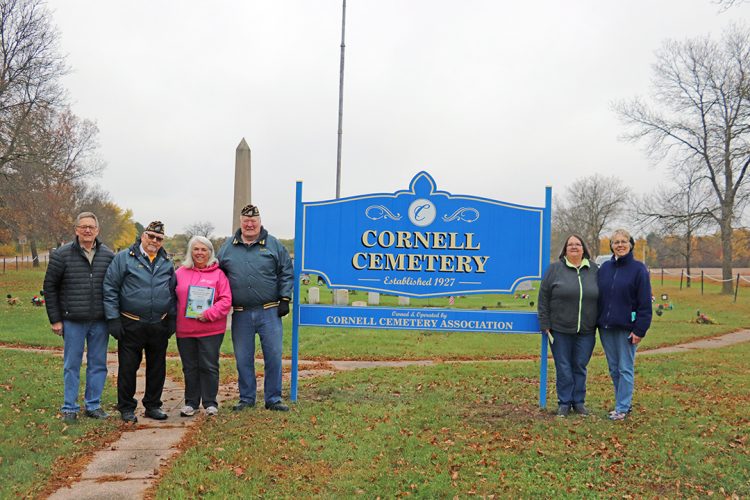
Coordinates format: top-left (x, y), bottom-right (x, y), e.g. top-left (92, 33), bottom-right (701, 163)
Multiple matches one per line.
top-left (175, 236), bottom-right (232, 416)
top-left (597, 229), bottom-right (652, 421)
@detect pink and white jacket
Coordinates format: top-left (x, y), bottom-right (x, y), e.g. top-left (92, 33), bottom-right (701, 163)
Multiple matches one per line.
top-left (175, 263), bottom-right (232, 338)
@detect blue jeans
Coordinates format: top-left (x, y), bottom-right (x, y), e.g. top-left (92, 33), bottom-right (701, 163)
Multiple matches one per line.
top-left (599, 327), bottom-right (638, 413)
top-left (231, 307), bottom-right (283, 405)
top-left (550, 331), bottom-right (596, 406)
top-left (61, 320), bottom-right (109, 413)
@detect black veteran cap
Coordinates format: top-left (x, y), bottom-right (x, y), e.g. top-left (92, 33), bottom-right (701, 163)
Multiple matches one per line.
top-left (145, 220), bottom-right (165, 234)
top-left (241, 204), bottom-right (260, 217)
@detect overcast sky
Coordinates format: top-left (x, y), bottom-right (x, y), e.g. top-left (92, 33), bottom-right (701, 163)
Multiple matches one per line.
top-left (50, 1), bottom-right (750, 239)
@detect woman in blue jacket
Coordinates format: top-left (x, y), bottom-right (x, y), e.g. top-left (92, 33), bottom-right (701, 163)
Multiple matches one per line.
top-left (538, 234), bottom-right (598, 417)
top-left (597, 229), bottom-right (652, 421)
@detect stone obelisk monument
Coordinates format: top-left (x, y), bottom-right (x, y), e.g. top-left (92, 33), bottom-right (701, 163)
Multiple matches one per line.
top-left (232, 138), bottom-right (252, 230)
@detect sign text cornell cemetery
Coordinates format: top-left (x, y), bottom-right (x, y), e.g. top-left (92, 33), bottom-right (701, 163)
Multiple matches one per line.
top-left (291, 172), bottom-right (552, 405)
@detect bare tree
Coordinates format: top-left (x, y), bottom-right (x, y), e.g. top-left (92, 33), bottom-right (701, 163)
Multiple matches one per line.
top-left (714, 0), bottom-right (748, 12)
top-left (616, 24), bottom-right (750, 293)
top-left (553, 174), bottom-right (630, 258)
top-left (0, 0), bottom-right (67, 174)
top-left (0, 106), bottom-right (102, 264)
top-left (636, 167), bottom-right (715, 286)
top-left (184, 221), bottom-right (215, 239)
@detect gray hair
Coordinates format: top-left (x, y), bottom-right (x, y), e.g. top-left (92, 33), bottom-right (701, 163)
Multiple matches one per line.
top-left (611, 228), bottom-right (632, 241)
top-left (182, 235), bottom-right (217, 268)
top-left (76, 212), bottom-right (99, 227)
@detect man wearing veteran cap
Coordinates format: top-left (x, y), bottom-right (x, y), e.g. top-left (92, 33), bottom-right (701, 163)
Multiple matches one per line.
top-left (103, 221), bottom-right (177, 423)
top-left (218, 204), bottom-right (294, 412)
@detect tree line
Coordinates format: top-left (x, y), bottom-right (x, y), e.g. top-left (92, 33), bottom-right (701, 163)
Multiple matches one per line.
top-left (0, 0), bottom-right (135, 262)
top-left (555, 22), bottom-right (750, 293)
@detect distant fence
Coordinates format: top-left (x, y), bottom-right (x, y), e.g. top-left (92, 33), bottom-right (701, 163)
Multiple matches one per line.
top-left (658, 268), bottom-right (750, 303)
top-left (1, 255), bottom-right (48, 273)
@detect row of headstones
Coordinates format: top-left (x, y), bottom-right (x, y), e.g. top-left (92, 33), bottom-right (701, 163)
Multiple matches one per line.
top-left (307, 287), bottom-right (410, 306)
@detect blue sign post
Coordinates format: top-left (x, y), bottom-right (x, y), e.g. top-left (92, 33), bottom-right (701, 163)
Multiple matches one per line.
top-left (291, 172), bottom-right (552, 406)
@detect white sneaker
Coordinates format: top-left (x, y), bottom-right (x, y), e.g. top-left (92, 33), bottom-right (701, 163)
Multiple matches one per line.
top-left (180, 405), bottom-right (195, 417)
top-left (205, 406), bottom-right (218, 416)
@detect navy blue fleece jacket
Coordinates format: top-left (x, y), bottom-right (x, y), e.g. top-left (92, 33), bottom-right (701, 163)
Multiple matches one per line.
top-left (596, 252), bottom-right (652, 337)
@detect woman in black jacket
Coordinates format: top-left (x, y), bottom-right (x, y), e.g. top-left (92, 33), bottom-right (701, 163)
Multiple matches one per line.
top-left (537, 234), bottom-right (599, 417)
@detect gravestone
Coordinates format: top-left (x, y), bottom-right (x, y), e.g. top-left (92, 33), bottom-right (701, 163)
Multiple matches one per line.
top-left (333, 289), bottom-right (349, 305)
top-left (308, 287), bottom-right (320, 304)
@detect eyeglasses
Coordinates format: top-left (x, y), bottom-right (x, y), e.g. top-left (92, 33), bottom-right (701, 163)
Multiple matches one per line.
top-left (145, 233), bottom-right (164, 243)
top-left (76, 225), bottom-right (97, 231)
top-left (566, 243), bottom-right (582, 248)
top-left (612, 240), bottom-right (630, 245)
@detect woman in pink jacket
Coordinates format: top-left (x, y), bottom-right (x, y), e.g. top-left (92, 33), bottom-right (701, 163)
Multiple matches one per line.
top-left (175, 236), bottom-right (232, 416)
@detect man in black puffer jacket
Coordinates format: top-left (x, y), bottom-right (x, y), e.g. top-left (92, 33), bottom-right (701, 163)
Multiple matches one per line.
top-left (43, 212), bottom-right (115, 422)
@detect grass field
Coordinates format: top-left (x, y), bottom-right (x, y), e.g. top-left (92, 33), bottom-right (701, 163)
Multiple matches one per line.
top-left (1, 268), bottom-right (749, 497)
top-left (153, 344), bottom-right (750, 498)
top-left (0, 348), bottom-right (120, 498)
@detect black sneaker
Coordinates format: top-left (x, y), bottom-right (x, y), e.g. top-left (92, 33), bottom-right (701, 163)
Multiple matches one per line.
top-left (265, 401), bottom-right (290, 412)
top-left (572, 404), bottom-right (589, 416)
top-left (62, 411), bottom-right (78, 423)
top-left (556, 404), bottom-right (571, 417)
top-left (144, 408), bottom-right (168, 420)
top-left (85, 408), bottom-right (110, 420)
top-left (120, 411), bottom-right (137, 423)
top-left (232, 401), bottom-right (256, 411)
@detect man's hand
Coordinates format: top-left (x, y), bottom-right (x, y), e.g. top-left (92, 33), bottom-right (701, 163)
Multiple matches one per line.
top-left (107, 318), bottom-right (123, 340)
top-left (277, 298), bottom-right (290, 317)
top-left (51, 322), bottom-right (64, 337)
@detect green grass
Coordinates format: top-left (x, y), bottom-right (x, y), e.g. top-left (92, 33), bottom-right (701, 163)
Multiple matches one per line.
top-left (2, 269), bottom-right (749, 497)
top-left (3, 270), bottom-right (750, 359)
top-left (0, 269), bottom-right (60, 348)
top-left (0, 348), bottom-right (120, 498)
top-left (154, 343), bottom-right (750, 498)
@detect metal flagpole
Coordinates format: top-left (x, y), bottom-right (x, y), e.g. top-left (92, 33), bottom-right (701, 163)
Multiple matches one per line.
top-left (335, 0), bottom-right (346, 199)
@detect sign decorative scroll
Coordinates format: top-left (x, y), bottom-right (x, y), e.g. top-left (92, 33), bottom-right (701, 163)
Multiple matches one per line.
top-left (290, 172), bottom-right (552, 406)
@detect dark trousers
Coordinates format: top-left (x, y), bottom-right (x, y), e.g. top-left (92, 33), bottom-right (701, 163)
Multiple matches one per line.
top-left (176, 334), bottom-right (224, 409)
top-left (550, 331), bottom-right (596, 406)
top-left (117, 318), bottom-right (168, 412)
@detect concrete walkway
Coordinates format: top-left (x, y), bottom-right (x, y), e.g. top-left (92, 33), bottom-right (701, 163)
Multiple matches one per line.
top-left (16, 328), bottom-right (749, 499)
top-left (639, 329), bottom-right (750, 355)
top-left (48, 355), bottom-right (194, 500)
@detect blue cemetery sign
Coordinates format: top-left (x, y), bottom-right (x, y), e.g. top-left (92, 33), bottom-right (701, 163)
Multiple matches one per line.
top-left (291, 172), bottom-right (552, 406)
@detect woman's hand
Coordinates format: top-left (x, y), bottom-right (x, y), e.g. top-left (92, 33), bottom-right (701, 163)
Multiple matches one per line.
top-left (628, 332), bottom-right (642, 345)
